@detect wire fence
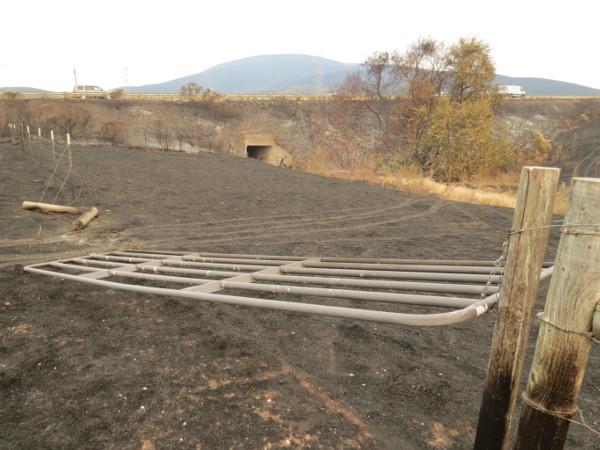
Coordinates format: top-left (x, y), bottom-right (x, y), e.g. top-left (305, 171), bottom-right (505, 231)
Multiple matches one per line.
top-left (7, 123), bottom-right (83, 206)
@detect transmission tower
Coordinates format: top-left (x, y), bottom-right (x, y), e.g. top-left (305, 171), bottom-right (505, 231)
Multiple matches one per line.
top-left (124, 66), bottom-right (130, 93)
top-left (314, 56), bottom-right (324, 95)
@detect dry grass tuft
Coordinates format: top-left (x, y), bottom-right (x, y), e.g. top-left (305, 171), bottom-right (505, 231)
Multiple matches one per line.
top-left (380, 172), bottom-right (518, 208)
top-left (299, 158), bottom-right (567, 215)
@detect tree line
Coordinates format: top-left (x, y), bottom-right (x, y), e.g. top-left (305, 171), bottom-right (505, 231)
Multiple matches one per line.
top-left (333, 37), bottom-right (518, 182)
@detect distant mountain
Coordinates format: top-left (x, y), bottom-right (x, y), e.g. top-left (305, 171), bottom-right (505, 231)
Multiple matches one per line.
top-left (128, 55), bottom-right (597, 96)
top-left (0, 87), bottom-right (44, 92)
top-left (130, 54), bottom-right (358, 95)
top-left (2, 55), bottom-right (598, 96)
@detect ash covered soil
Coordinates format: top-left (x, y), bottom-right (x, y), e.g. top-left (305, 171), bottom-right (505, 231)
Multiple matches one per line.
top-left (1, 142), bottom-right (598, 449)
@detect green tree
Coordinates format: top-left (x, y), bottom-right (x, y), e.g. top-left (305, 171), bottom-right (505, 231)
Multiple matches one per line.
top-left (336, 36), bottom-right (516, 179)
top-left (445, 37), bottom-right (496, 103)
top-left (423, 96), bottom-right (516, 181)
top-left (530, 130), bottom-right (553, 163)
top-left (414, 37), bottom-right (517, 181)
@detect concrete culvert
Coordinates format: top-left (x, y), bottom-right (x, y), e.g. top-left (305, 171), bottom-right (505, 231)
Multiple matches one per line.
top-left (247, 145), bottom-right (273, 160)
top-left (244, 135), bottom-right (295, 168)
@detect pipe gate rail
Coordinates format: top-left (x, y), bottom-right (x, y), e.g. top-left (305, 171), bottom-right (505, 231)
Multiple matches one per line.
top-left (26, 251), bottom-right (551, 327)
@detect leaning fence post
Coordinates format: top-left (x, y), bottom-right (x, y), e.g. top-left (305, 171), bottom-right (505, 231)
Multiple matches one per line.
top-left (474, 166), bottom-right (560, 450)
top-left (514, 176), bottom-right (600, 449)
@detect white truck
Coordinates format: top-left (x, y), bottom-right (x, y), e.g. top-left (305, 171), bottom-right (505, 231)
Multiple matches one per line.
top-left (499, 85), bottom-right (526, 98)
top-left (72, 85), bottom-right (110, 100)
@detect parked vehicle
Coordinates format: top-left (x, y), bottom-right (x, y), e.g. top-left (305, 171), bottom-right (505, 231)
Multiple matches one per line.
top-left (72, 85), bottom-right (110, 100)
top-left (499, 85), bottom-right (526, 98)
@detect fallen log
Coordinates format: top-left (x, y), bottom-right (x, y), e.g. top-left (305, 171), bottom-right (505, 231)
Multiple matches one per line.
top-left (22, 201), bottom-right (82, 215)
top-left (72, 207), bottom-right (98, 231)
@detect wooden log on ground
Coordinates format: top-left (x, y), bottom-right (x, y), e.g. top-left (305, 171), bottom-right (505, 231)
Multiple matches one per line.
top-left (22, 201), bottom-right (82, 215)
top-left (72, 207), bottom-right (98, 231)
top-left (514, 176), bottom-right (600, 449)
top-left (474, 166), bottom-right (560, 450)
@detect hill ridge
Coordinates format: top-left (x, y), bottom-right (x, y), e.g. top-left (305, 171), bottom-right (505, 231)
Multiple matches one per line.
top-left (2, 54), bottom-right (597, 96)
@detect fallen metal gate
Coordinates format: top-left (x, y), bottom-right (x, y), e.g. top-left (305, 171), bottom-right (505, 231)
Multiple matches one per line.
top-left (24, 250), bottom-right (554, 326)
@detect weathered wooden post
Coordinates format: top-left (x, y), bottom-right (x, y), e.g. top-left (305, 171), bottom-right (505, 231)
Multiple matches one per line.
top-left (514, 177), bottom-right (600, 449)
top-left (51, 129), bottom-right (55, 163)
top-left (474, 166), bottom-right (560, 449)
top-left (19, 123), bottom-right (26, 155)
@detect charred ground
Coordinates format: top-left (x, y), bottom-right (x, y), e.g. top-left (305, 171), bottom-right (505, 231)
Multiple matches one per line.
top-left (1, 140), bottom-right (599, 449)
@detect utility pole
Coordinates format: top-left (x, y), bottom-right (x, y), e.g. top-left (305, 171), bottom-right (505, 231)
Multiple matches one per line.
top-left (315, 56), bottom-right (324, 96)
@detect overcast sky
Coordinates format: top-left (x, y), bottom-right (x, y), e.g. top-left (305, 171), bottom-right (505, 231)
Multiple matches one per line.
top-left (2, 0), bottom-right (598, 92)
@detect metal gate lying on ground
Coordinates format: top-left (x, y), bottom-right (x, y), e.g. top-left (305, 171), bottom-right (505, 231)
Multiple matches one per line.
top-left (24, 250), bottom-right (554, 326)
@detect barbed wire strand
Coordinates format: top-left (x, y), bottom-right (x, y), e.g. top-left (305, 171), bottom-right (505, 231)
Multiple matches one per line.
top-left (510, 222), bottom-right (600, 437)
top-left (537, 312), bottom-right (600, 344)
top-left (51, 143), bottom-right (73, 204)
top-left (38, 143), bottom-right (71, 203)
top-left (521, 393), bottom-right (600, 437)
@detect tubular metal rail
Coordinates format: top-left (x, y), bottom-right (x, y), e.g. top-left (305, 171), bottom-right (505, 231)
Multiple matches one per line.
top-left (24, 250), bottom-right (554, 327)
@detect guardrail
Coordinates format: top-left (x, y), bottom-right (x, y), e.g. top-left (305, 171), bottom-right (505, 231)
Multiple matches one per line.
top-left (1, 91), bottom-right (345, 102)
top-left (3, 91), bottom-right (600, 102)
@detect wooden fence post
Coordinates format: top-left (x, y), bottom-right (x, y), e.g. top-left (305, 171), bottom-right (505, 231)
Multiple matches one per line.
top-left (514, 177), bottom-right (600, 449)
top-left (474, 166), bottom-right (560, 449)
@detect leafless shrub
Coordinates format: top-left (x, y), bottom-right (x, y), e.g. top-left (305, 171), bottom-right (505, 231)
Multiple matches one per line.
top-left (7, 102), bottom-right (91, 140)
top-left (52, 106), bottom-right (91, 139)
top-left (210, 101), bottom-right (241, 121)
top-left (110, 89), bottom-right (126, 101)
top-left (151, 119), bottom-right (172, 150)
top-left (100, 121), bottom-right (126, 145)
top-left (2, 91), bottom-right (21, 103)
top-left (180, 82), bottom-right (204, 101)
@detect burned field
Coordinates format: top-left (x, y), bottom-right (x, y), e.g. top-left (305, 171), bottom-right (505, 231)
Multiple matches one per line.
top-left (1, 142), bottom-right (598, 449)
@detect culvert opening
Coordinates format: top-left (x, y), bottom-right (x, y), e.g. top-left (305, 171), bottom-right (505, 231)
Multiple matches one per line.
top-left (247, 145), bottom-right (273, 161)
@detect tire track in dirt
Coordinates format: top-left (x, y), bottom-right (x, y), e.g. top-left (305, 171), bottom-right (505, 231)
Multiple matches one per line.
top-left (2, 196), bottom-right (509, 266)
top-left (443, 201), bottom-right (497, 230)
top-left (130, 196), bottom-right (448, 249)
top-left (115, 197), bottom-right (420, 237)
top-left (1, 198), bottom-right (434, 265)
top-left (13, 200), bottom-right (397, 242)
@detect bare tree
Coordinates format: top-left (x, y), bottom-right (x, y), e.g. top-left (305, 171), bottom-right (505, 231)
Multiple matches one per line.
top-left (151, 119), bottom-right (172, 150)
top-left (394, 38), bottom-right (451, 163)
top-left (180, 82), bottom-right (203, 101)
top-left (335, 51), bottom-right (405, 156)
top-left (336, 51), bottom-right (402, 100)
